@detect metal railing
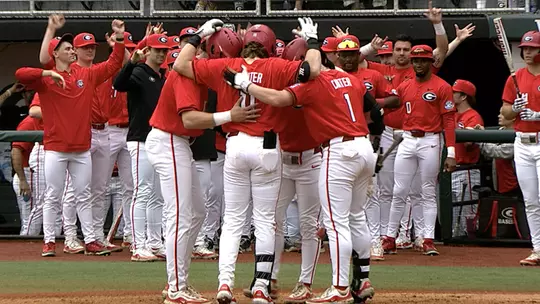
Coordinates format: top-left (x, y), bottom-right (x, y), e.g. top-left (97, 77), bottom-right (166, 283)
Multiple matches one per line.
top-left (0, 0), bottom-right (145, 18)
top-left (149, 0), bottom-right (262, 17)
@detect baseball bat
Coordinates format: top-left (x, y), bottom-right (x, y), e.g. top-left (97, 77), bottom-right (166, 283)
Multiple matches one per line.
top-left (375, 135), bottom-right (404, 173)
top-left (493, 17), bottom-right (521, 95)
top-left (107, 205), bottom-right (123, 243)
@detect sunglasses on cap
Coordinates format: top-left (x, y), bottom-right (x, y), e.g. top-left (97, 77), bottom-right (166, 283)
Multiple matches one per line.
top-left (337, 40), bottom-right (359, 50)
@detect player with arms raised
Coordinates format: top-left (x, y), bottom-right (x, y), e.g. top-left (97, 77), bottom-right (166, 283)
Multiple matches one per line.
top-left (500, 31), bottom-right (540, 266)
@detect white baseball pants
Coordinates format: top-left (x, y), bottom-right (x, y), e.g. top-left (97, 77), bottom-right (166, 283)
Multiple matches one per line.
top-left (12, 169), bottom-right (35, 235)
top-left (218, 132), bottom-right (281, 289)
top-left (146, 128), bottom-right (206, 293)
top-left (320, 136), bottom-right (376, 287)
top-left (105, 175), bottom-right (124, 237)
top-left (127, 141), bottom-right (164, 251)
top-left (207, 152), bottom-right (225, 240)
top-left (272, 150), bottom-right (321, 285)
top-left (43, 150), bottom-right (95, 244)
top-left (387, 132), bottom-right (442, 240)
top-left (286, 199), bottom-right (301, 241)
top-left (195, 159), bottom-right (213, 247)
top-left (513, 135), bottom-right (540, 252)
top-left (108, 126), bottom-right (133, 240)
top-left (90, 127), bottom-right (111, 243)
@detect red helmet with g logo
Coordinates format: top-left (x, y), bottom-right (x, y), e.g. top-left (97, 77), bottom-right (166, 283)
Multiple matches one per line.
top-left (275, 39), bottom-right (285, 57)
top-left (206, 28), bottom-right (243, 59)
top-left (243, 24), bottom-right (277, 57)
top-left (518, 31), bottom-right (540, 48)
top-left (282, 38), bottom-right (308, 61)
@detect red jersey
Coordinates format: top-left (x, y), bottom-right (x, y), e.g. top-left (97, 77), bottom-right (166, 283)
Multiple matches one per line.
top-left (349, 68), bottom-right (393, 98)
top-left (192, 57), bottom-right (300, 137)
top-left (502, 68), bottom-right (540, 132)
top-left (12, 116), bottom-right (44, 167)
top-left (15, 42), bottom-right (125, 152)
top-left (286, 69), bottom-right (369, 144)
top-left (274, 106), bottom-right (320, 152)
top-left (455, 108), bottom-right (483, 164)
top-left (495, 159), bottom-right (518, 193)
top-left (109, 78), bottom-right (129, 126)
top-left (368, 61), bottom-right (439, 129)
top-left (92, 74), bottom-right (113, 124)
top-left (149, 71), bottom-right (206, 138)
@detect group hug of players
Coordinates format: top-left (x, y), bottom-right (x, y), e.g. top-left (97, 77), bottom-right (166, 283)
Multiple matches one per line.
top-left (8, 2), bottom-right (540, 304)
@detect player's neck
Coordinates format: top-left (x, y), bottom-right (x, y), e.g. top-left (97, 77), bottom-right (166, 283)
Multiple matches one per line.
top-left (243, 57), bottom-right (258, 64)
top-left (394, 62), bottom-right (411, 70)
top-left (77, 59), bottom-right (93, 68)
top-left (456, 102), bottom-right (471, 113)
top-left (56, 61), bottom-right (71, 73)
top-left (415, 72), bottom-right (431, 82)
top-left (527, 64), bottom-right (540, 76)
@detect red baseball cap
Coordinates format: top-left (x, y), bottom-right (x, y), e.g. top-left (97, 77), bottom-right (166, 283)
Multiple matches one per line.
top-left (518, 31), bottom-right (540, 48)
top-left (146, 34), bottom-right (171, 49)
top-left (168, 35), bottom-right (181, 48)
top-left (453, 79), bottom-right (476, 97)
top-left (377, 41), bottom-right (393, 56)
top-left (179, 27), bottom-right (197, 39)
top-left (336, 35), bottom-right (360, 52)
top-left (73, 33), bottom-right (98, 48)
top-left (48, 34), bottom-right (74, 57)
top-left (166, 48), bottom-right (181, 65)
top-left (410, 45), bottom-right (433, 59)
top-left (321, 37), bottom-right (338, 52)
top-left (124, 32), bottom-right (137, 48)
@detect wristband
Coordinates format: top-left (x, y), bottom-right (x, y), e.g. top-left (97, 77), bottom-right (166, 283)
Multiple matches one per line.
top-left (307, 38), bottom-right (319, 50)
top-left (213, 111), bottom-right (232, 126)
top-left (188, 35), bottom-right (202, 48)
top-left (359, 43), bottom-right (375, 55)
top-left (433, 23), bottom-right (446, 36)
top-left (446, 146), bottom-right (455, 158)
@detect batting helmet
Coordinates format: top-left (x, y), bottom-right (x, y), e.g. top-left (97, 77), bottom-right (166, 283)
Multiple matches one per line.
top-left (518, 31), bottom-right (540, 63)
top-left (206, 28), bottom-right (243, 59)
top-left (275, 39), bottom-right (285, 57)
top-left (244, 24), bottom-right (276, 57)
top-left (281, 38), bottom-right (308, 61)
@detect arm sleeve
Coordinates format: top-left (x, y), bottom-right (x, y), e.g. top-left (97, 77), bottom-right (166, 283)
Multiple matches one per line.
top-left (192, 58), bottom-right (229, 90)
top-left (135, 37), bottom-right (147, 50)
top-left (481, 143), bottom-right (514, 159)
top-left (502, 75), bottom-right (518, 104)
top-left (373, 70), bottom-right (393, 98)
top-left (29, 93), bottom-right (41, 108)
top-left (465, 112), bottom-right (484, 128)
top-left (272, 58), bottom-right (302, 85)
top-left (366, 61), bottom-right (387, 75)
top-left (175, 75), bottom-right (202, 114)
top-left (90, 42), bottom-right (126, 85)
top-left (112, 61), bottom-right (138, 92)
top-left (15, 68), bottom-right (45, 91)
top-left (285, 82), bottom-right (313, 107)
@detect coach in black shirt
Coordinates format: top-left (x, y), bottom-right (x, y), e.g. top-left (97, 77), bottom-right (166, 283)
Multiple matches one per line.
top-left (112, 33), bottom-right (169, 261)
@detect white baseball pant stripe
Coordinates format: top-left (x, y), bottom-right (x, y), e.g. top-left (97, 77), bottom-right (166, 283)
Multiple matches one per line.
top-left (43, 150), bottom-right (95, 244)
top-left (272, 150), bottom-right (321, 285)
top-left (13, 169), bottom-right (32, 235)
top-left (127, 141), bottom-right (164, 250)
top-left (320, 137), bottom-right (376, 287)
top-left (105, 175), bottom-right (124, 237)
top-left (218, 132), bottom-right (281, 288)
top-left (387, 132), bottom-right (442, 240)
top-left (207, 151), bottom-right (225, 240)
top-left (195, 159), bottom-right (213, 247)
top-left (513, 135), bottom-right (540, 251)
top-left (451, 169), bottom-right (481, 237)
top-left (89, 127), bottom-right (111, 242)
top-left (108, 126), bottom-right (133, 240)
top-left (146, 128), bottom-right (205, 293)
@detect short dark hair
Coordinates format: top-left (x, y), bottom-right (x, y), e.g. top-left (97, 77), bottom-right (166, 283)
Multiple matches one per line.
top-left (394, 34), bottom-right (413, 45)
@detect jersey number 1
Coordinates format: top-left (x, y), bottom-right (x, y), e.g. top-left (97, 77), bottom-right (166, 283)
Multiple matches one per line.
top-left (343, 93), bottom-right (357, 122)
top-left (240, 92), bottom-right (255, 107)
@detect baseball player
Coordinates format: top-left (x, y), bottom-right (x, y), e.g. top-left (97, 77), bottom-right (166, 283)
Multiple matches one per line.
top-left (174, 18), bottom-right (321, 303)
top-left (224, 48), bottom-right (380, 303)
top-left (105, 163), bottom-right (124, 239)
top-left (500, 30), bottom-right (540, 266)
top-left (451, 79), bottom-right (483, 237)
top-left (146, 42), bottom-right (258, 303)
top-left (113, 33), bottom-right (171, 262)
top-left (382, 45), bottom-right (457, 256)
top-left (320, 37), bottom-right (339, 65)
top-left (15, 19), bottom-right (125, 257)
top-left (376, 41), bottom-right (394, 65)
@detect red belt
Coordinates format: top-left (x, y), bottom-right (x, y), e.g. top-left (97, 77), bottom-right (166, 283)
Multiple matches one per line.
top-left (321, 136), bottom-right (355, 148)
top-left (409, 130), bottom-right (440, 137)
top-left (112, 123), bottom-right (129, 128)
top-left (92, 123), bottom-right (106, 130)
top-left (288, 146), bottom-right (322, 165)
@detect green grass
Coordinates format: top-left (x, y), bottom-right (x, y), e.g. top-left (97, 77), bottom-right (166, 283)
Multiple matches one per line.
top-left (1, 261), bottom-right (539, 294)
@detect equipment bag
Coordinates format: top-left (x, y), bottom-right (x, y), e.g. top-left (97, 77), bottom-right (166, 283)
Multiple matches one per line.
top-left (475, 196), bottom-right (530, 240)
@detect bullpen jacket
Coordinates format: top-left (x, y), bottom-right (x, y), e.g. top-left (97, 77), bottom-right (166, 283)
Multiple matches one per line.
top-left (113, 61), bottom-right (166, 142)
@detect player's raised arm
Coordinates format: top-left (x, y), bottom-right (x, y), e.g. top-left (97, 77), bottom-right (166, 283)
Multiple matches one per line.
top-left (445, 23), bottom-right (475, 58)
top-left (0, 82), bottom-right (24, 108)
top-left (113, 47), bottom-right (148, 92)
top-left (426, 1), bottom-right (449, 67)
top-left (90, 19), bottom-right (126, 85)
top-left (173, 19), bottom-right (224, 79)
top-left (292, 17), bottom-right (321, 80)
top-left (39, 14), bottom-right (65, 65)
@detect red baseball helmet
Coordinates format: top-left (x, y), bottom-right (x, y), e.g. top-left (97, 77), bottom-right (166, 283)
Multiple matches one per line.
top-left (243, 24), bottom-right (276, 57)
top-left (275, 39), bottom-right (285, 57)
top-left (518, 31), bottom-right (540, 48)
top-left (281, 38), bottom-right (308, 61)
top-left (206, 28), bottom-right (243, 59)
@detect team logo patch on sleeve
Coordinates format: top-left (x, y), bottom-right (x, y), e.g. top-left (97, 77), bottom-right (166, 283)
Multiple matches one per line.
top-left (289, 83), bottom-right (301, 89)
top-left (76, 80), bottom-right (84, 88)
top-left (422, 91), bottom-right (437, 101)
top-left (444, 100), bottom-right (455, 110)
top-left (363, 81), bottom-right (373, 91)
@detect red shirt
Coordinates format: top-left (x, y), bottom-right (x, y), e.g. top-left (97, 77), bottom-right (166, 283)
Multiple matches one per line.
top-left (149, 71), bottom-right (206, 138)
top-left (495, 159), bottom-right (518, 193)
top-left (455, 108), bottom-right (484, 164)
top-left (502, 68), bottom-right (540, 132)
top-left (275, 106), bottom-right (320, 152)
top-left (368, 61), bottom-right (439, 129)
top-left (215, 133), bottom-right (226, 153)
top-left (349, 68), bottom-right (393, 98)
top-left (15, 42), bottom-right (125, 152)
top-left (12, 116), bottom-right (43, 167)
top-left (286, 69), bottom-right (369, 144)
top-left (92, 73), bottom-right (113, 124)
top-left (192, 57), bottom-right (301, 137)
top-left (109, 78), bottom-right (129, 125)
